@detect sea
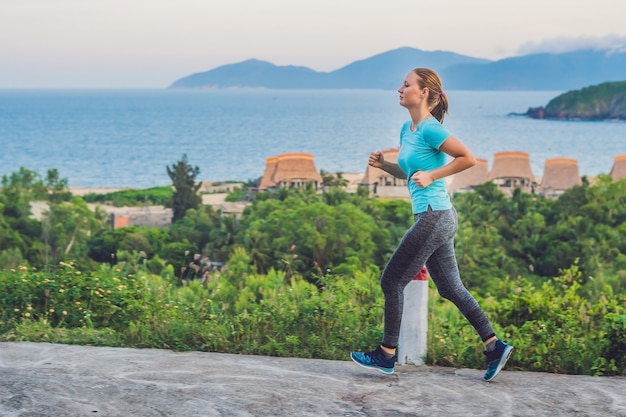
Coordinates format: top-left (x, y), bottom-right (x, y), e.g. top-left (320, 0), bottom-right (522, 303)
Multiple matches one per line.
top-left (1, 89), bottom-right (625, 189)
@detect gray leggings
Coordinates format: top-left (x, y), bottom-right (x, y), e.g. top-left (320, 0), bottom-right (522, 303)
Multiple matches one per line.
top-left (381, 207), bottom-right (495, 348)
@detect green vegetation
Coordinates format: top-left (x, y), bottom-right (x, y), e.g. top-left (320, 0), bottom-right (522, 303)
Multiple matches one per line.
top-left (82, 186), bottom-right (173, 207)
top-left (0, 165), bottom-right (625, 376)
top-left (225, 185), bottom-right (245, 202)
top-left (320, 170), bottom-right (350, 188)
top-left (530, 80), bottom-right (626, 120)
top-left (167, 154), bottom-right (202, 222)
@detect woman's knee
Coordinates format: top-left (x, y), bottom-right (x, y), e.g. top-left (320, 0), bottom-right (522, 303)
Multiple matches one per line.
top-left (438, 285), bottom-right (472, 306)
top-left (380, 273), bottom-right (395, 294)
top-left (381, 270), bottom-right (410, 295)
top-left (437, 288), bottom-right (455, 302)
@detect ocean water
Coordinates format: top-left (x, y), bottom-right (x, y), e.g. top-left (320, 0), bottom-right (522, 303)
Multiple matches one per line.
top-left (1, 89), bottom-right (625, 188)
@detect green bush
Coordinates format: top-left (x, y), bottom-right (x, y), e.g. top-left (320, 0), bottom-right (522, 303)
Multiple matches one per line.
top-left (593, 313), bottom-right (626, 376)
top-left (0, 262), bottom-right (146, 331)
top-left (1, 250), bottom-right (624, 376)
top-left (81, 186), bottom-right (172, 207)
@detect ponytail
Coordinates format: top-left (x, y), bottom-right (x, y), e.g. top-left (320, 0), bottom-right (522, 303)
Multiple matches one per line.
top-left (431, 91), bottom-right (448, 123)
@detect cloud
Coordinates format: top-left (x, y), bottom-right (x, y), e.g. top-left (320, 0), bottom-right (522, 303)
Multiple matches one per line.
top-left (517, 34), bottom-right (626, 55)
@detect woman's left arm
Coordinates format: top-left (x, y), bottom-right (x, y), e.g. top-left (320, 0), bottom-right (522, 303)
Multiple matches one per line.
top-left (411, 136), bottom-right (476, 188)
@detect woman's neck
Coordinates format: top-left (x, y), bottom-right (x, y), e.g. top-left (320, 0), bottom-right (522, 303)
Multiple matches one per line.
top-left (409, 109), bottom-right (433, 131)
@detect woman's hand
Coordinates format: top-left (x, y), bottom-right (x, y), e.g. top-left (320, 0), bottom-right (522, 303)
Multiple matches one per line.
top-left (368, 151), bottom-right (384, 168)
top-left (411, 170), bottom-right (435, 188)
top-left (410, 135), bottom-right (475, 188)
top-left (368, 150), bottom-right (407, 179)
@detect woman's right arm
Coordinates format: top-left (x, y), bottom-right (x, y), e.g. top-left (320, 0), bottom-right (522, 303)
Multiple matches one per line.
top-left (369, 151), bottom-right (407, 179)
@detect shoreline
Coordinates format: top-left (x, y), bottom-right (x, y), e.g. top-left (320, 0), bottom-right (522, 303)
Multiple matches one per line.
top-left (66, 173), bottom-right (369, 196)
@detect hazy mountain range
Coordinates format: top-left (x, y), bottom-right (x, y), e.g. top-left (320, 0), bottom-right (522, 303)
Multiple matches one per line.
top-left (169, 46), bottom-right (626, 91)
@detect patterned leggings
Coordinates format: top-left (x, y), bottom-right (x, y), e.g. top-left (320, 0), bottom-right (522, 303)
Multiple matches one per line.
top-left (381, 207), bottom-right (495, 348)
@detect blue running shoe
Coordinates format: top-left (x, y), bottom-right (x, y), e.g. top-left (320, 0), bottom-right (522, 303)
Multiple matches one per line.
top-left (483, 340), bottom-right (513, 381)
top-left (350, 346), bottom-right (396, 374)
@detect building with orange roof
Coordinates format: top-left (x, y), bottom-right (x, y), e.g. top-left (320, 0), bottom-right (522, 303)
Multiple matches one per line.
top-left (488, 151), bottom-right (536, 194)
top-left (447, 158), bottom-right (489, 194)
top-left (610, 154), bottom-right (626, 182)
top-left (539, 157), bottom-right (582, 198)
top-left (258, 156), bottom-right (278, 190)
top-left (258, 153), bottom-right (323, 190)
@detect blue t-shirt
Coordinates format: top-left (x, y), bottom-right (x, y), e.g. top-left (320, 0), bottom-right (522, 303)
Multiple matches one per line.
top-left (397, 118), bottom-right (452, 213)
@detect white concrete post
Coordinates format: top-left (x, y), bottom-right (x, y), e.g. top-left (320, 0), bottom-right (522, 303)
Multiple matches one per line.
top-left (397, 267), bottom-right (429, 365)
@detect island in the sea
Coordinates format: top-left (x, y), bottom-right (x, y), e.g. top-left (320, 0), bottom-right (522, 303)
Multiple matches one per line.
top-left (525, 80), bottom-right (626, 121)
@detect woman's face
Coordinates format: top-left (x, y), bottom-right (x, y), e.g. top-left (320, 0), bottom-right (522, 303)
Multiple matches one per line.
top-left (398, 71), bottom-right (425, 108)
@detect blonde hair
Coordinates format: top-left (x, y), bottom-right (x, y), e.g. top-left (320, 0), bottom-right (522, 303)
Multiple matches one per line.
top-left (412, 68), bottom-right (448, 123)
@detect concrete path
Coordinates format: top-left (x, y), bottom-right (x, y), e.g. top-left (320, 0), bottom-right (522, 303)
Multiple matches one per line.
top-left (1, 342), bottom-right (624, 417)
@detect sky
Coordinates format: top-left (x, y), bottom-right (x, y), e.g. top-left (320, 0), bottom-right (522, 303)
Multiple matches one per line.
top-left (1, 0), bottom-right (625, 88)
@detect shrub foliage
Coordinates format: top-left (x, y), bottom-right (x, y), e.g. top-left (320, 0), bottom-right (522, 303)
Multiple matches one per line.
top-left (0, 166), bottom-right (625, 376)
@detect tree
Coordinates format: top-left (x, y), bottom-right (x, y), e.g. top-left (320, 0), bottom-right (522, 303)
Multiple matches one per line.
top-left (320, 170), bottom-right (349, 189)
top-left (169, 205), bottom-right (220, 258)
top-left (0, 167), bottom-right (45, 264)
top-left (39, 196), bottom-right (108, 267)
top-left (166, 154), bottom-right (202, 222)
top-left (0, 167), bottom-right (41, 220)
top-left (88, 228), bottom-right (120, 265)
top-left (237, 196), bottom-right (379, 282)
top-left (43, 168), bottom-right (72, 204)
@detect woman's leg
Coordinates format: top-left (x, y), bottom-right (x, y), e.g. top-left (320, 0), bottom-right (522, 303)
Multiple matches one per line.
top-left (423, 209), bottom-right (513, 381)
top-left (353, 207), bottom-right (511, 380)
top-left (380, 209), bottom-right (454, 348)
top-left (425, 239), bottom-right (495, 341)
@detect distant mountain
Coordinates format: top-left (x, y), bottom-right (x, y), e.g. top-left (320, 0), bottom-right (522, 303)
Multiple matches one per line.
top-left (170, 59), bottom-right (327, 89)
top-left (441, 49), bottom-right (626, 90)
top-left (311, 47), bottom-right (491, 90)
top-left (169, 47), bottom-right (490, 90)
top-left (169, 47), bottom-right (626, 91)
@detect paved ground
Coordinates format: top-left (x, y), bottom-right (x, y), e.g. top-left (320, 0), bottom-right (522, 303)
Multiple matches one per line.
top-left (1, 342), bottom-right (625, 417)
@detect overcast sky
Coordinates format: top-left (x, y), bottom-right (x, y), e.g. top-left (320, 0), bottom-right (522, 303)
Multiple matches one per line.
top-left (1, 0), bottom-right (625, 88)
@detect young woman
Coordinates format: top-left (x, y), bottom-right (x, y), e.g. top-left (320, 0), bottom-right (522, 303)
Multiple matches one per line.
top-left (350, 68), bottom-right (513, 382)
